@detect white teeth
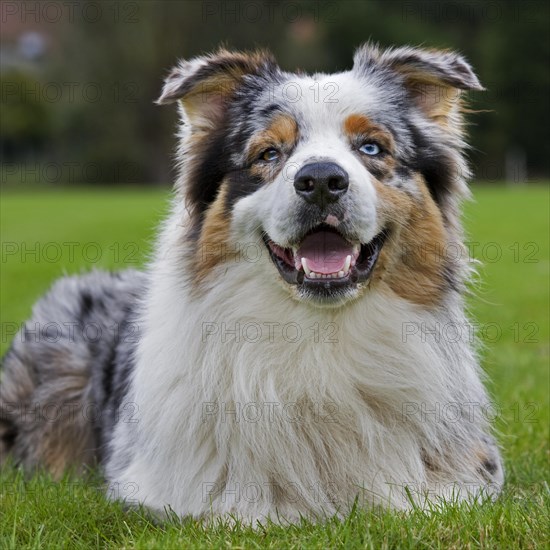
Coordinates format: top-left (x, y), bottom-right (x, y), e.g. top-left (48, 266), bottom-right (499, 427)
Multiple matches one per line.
top-left (344, 255), bottom-right (351, 273)
top-left (306, 270), bottom-right (348, 279)
top-left (305, 262), bottom-right (353, 280)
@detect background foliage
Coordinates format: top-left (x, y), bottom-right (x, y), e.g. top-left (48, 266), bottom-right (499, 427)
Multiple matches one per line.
top-left (1, 0), bottom-right (549, 186)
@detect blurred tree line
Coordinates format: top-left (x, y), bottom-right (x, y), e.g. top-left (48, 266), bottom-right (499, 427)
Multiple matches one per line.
top-left (1, 0), bottom-right (549, 186)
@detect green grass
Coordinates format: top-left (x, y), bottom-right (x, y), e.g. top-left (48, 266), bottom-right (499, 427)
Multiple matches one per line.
top-left (1, 185), bottom-right (548, 549)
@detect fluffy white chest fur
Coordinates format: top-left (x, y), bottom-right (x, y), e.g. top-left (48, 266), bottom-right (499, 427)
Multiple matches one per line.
top-left (105, 206), bottom-right (494, 523)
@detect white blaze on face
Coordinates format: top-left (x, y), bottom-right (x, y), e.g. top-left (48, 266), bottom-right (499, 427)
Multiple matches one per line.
top-left (232, 72), bottom-right (382, 250)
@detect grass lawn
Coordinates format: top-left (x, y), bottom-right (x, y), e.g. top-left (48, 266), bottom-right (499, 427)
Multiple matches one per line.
top-left (1, 185), bottom-right (548, 549)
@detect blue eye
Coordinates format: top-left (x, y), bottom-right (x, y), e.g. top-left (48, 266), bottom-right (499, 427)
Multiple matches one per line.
top-left (260, 148), bottom-right (280, 162)
top-left (359, 142), bottom-right (381, 156)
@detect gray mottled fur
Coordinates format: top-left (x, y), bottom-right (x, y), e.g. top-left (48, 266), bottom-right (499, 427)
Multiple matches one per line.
top-left (0, 270), bottom-right (144, 476)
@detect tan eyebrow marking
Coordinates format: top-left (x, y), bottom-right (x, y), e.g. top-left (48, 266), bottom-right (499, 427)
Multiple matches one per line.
top-left (343, 114), bottom-right (395, 154)
top-left (248, 114), bottom-right (299, 162)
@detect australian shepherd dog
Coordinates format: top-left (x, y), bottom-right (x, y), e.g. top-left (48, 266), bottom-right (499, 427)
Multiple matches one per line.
top-left (0, 44), bottom-right (503, 524)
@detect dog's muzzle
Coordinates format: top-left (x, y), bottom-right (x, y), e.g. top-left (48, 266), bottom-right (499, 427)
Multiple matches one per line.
top-left (263, 224), bottom-right (386, 303)
top-left (294, 162), bottom-right (349, 209)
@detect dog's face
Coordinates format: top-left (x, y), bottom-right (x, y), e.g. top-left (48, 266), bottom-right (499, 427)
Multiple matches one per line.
top-left (159, 45), bottom-right (482, 307)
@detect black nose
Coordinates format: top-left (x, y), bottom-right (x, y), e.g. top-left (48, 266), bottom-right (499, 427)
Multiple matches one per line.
top-left (294, 162), bottom-right (349, 207)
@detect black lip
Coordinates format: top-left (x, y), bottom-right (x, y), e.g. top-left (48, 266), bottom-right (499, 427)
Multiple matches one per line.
top-left (263, 228), bottom-right (387, 293)
top-left (263, 237), bottom-right (304, 285)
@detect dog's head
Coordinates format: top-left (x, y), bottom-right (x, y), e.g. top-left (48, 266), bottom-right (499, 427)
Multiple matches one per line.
top-left (158, 44), bottom-right (482, 307)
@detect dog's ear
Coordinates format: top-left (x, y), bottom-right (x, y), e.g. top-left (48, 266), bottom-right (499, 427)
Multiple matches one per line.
top-left (354, 44), bottom-right (483, 127)
top-left (157, 49), bottom-right (277, 130)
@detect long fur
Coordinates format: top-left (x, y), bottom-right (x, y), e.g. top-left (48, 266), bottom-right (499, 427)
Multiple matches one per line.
top-left (0, 44), bottom-right (503, 525)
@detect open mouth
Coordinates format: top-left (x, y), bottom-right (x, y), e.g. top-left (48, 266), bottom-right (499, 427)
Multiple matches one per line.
top-left (263, 225), bottom-right (386, 293)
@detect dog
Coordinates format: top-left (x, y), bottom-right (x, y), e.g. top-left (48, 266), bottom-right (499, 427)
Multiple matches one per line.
top-left (0, 44), bottom-right (503, 524)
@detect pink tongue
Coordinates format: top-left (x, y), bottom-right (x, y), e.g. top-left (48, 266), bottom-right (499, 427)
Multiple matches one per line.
top-left (297, 231), bottom-right (354, 274)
